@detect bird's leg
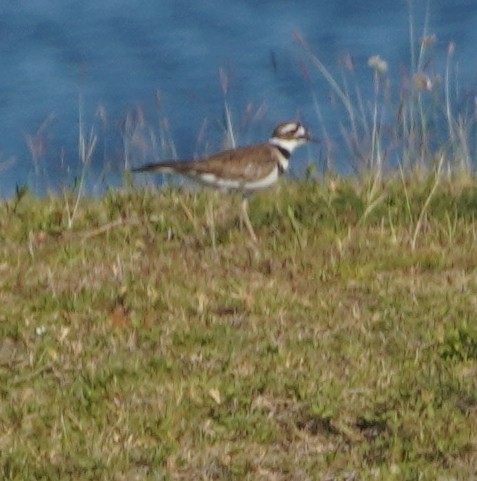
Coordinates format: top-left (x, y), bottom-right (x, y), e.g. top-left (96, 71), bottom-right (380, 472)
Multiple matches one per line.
top-left (240, 195), bottom-right (258, 243)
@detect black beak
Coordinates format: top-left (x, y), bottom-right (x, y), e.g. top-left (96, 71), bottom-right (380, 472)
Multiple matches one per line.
top-left (304, 131), bottom-right (318, 144)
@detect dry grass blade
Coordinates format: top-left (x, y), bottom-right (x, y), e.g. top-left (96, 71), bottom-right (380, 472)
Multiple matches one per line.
top-left (411, 154), bottom-right (444, 250)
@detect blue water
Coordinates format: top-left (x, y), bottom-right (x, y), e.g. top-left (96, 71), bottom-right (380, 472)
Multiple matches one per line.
top-left (1, 0), bottom-right (477, 197)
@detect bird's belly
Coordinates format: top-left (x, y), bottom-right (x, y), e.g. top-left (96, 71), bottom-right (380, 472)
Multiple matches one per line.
top-left (192, 167), bottom-right (279, 192)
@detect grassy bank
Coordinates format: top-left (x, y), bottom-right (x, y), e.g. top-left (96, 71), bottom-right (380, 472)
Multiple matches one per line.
top-left (1, 175), bottom-right (477, 480)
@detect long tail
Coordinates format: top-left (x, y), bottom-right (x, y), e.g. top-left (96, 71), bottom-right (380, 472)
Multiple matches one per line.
top-left (131, 160), bottom-right (190, 174)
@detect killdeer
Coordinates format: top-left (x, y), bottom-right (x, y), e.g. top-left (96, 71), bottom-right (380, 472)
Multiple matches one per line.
top-left (132, 120), bottom-right (312, 241)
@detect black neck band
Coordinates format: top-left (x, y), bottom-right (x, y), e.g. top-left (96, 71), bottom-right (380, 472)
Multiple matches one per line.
top-left (276, 145), bottom-right (291, 160)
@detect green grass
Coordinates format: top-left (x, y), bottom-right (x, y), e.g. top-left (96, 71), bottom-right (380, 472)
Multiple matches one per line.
top-left (1, 176), bottom-right (477, 480)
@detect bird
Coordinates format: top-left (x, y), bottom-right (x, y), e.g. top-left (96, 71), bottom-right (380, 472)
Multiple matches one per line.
top-left (131, 120), bottom-right (312, 241)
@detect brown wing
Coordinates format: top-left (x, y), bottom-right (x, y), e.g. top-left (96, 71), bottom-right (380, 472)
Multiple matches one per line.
top-left (183, 144), bottom-right (280, 181)
top-left (132, 144), bottom-right (281, 180)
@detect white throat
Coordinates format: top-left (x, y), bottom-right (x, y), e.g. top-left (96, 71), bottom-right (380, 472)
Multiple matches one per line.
top-left (269, 136), bottom-right (305, 154)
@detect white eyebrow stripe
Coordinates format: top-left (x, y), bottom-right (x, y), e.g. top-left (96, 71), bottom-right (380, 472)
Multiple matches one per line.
top-left (280, 123), bottom-right (298, 134)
